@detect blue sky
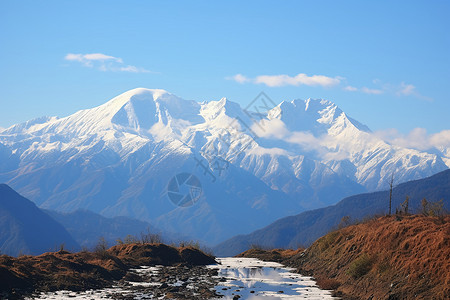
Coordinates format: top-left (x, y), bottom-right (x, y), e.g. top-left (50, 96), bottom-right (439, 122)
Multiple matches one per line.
top-left (1, 0), bottom-right (449, 139)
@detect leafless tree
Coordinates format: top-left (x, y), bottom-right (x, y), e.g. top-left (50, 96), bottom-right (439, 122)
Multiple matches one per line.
top-left (389, 173), bottom-right (395, 215)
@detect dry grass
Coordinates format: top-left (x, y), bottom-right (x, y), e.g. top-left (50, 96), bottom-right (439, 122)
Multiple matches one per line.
top-left (236, 247), bottom-right (304, 263)
top-left (315, 276), bottom-right (341, 290)
top-left (295, 214), bottom-right (450, 299)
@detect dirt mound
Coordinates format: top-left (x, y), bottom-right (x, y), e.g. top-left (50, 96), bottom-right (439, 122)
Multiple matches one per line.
top-left (109, 243), bottom-right (183, 266)
top-left (179, 247), bottom-right (216, 265)
top-left (289, 215), bottom-right (450, 299)
top-left (0, 243), bottom-right (216, 298)
top-left (236, 248), bottom-right (303, 263)
top-left (108, 243), bottom-right (216, 266)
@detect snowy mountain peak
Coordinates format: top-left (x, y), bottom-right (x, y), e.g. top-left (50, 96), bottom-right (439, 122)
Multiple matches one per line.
top-left (200, 97), bottom-right (243, 121)
top-left (215, 97), bottom-right (240, 111)
top-left (3, 116), bottom-right (59, 134)
top-left (268, 98), bottom-right (346, 134)
top-left (304, 98), bottom-right (336, 112)
top-left (65, 88), bottom-right (202, 133)
top-left (103, 88), bottom-right (164, 130)
top-left (274, 98), bottom-right (340, 117)
top-left (108, 88), bottom-right (169, 104)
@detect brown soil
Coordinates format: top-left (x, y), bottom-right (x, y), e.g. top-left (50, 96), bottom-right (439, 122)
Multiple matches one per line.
top-left (238, 215), bottom-right (450, 300)
top-left (236, 248), bottom-right (303, 263)
top-left (0, 243), bottom-right (216, 299)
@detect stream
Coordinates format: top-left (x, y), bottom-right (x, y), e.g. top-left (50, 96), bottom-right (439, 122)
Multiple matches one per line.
top-left (212, 257), bottom-right (337, 299)
top-left (28, 257), bottom-right (337, 299)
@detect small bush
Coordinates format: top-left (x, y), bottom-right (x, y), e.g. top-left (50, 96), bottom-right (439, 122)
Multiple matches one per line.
top-left (201, 246), bottom-right (214, 257)
top-left (318, 231), bottom-right (339, 251)
top-left (95, 237), bottom-right (108, 251)
top-left (140, 229), bottom-right (162, 244)
top-left (94, 237), bottom-right (110, 259)
top-left (123, 234), bottom-right (139, 244)
top-left (338, 216), bottom-right (350, 229)
top-left (250, 244), bottom-right (264, 250)
top-left (316, 277), bottom-right (341, 290)
top-left (398, 196), bottom-right (409, 215)
top-left (421, 199), bottom-right (447, 218)
top-left (347, 253), bottom-right (373, 279)
top-left (377, 260), bottom-right (391, 275)
top-left (179, 240), bottom-right (200, 249)
top-left (428, 200), bottom-right (445, 217)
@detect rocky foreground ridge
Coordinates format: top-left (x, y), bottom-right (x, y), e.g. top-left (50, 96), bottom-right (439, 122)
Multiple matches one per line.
top-left (0, 243), bottom-right (217, 299)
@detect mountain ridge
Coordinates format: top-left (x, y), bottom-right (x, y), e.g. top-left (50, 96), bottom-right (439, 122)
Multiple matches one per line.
top-left (214, 168), bottom-right (450, 256)
top-left (44, 209), bottom-right (186, 249)
top-left (0, 184), bottom-right (80, 256)
top-left (0, 88), bottom-right (448, 244)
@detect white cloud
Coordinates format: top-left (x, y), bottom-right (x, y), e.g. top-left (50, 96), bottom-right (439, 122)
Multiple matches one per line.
top-left (361, 87), bottom-right (384, 95)
top-left (430, 130), bottom-right (450, 147)
top-left (250, 118), bottom-right (350, 160)
top-left (255, 73), bottom-right (341, 87)
top-left (64, 53), bottom-right (122, 66)
top-left (251, 118), bottom-right (289, 139)
top-left (227, 74), bottom-right (250, 84)
top-left (397, 82), bottom-right (415, 96)
top-left (119, 65), bottom-right (149, 73)
top-left (227, 73), bottom-right (342, 88)
top-left (248, 146), bottom-right (290, 156)
top-left (375, 128), bottom-right (450, 151)
top-left (64, 52), bottom-right (150, 73)
top-left (396, 82), bottom-right (432, 101)
top-left (344, 85), bottom-right (358, 92)
top-left (324, 151), bottom-right (351, 161)
top-left (228, 72), bottom-right (431, 102)
top-left (149, 122), bottom-right (172, 141)
top-left (287, 130), bottom-right (350, 160)
top-left (287, 131), bottom-right (320, 145)
top-left (344, 80), bottom-right (432, 101)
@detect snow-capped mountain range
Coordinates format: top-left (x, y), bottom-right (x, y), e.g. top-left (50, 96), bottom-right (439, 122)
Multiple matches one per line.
top-left (0, 88), bottom-right (448, 244)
